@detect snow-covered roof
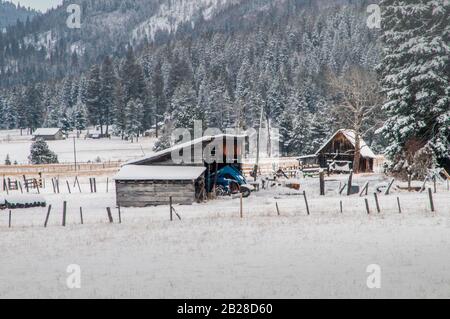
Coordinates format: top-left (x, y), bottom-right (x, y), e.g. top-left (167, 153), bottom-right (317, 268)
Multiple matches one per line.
top-left (127, 134), bottom-right (246, 165)
top-left (32, 128), bottom-right (61, 136)
top-left (315, 129), bottom-right (376, 159)
top-left (114, 165), bottom-right (206, 181)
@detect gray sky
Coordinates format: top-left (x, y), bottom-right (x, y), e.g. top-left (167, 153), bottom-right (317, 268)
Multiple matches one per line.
top-left (9, 0), bottom-right (63, 12)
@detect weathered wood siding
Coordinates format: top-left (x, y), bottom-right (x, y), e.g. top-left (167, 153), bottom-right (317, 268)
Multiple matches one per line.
top-left (115, 180), bottom-right (196, 207)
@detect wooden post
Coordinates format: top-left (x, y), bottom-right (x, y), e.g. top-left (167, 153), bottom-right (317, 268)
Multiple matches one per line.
top-left (18, 181), bottom-right (23, 194)
top-left (106, 207), bottom-right (114, 223)
top-left (66, 180), bottom-right (71, 194)
top-left (240, 193), bottom-right (243, 218)
top-left (8, 210), bottom-right (11, 228)
top-left (62, 201), bottom-right (67, 227)
top-left (35, 179), bottom-right (40, 194)
top-left (76, 177), bottom-right (82, 193)
top-left (118, 206), bottom-right (122, 224)
top-left (169, 197), bottom-right (173, 221)
top-left (44, 204), bottom-right (52, 227)
top-left (433, 176), bottom-right (437, 194)
top-left (374, 193), bottom-right (381, 213)
top-left (93, 178), bottom-right (97, 193)
top-left (339, 183), bottom-right (347, 195)
top-left (385, 178), bottom-right (395, 195)
top-left (359, 182), bottom-right (369, 197)
top-left (51, 178), bottom-right (56, 193)
top-left (89, 178), bottom-right (93, 193)
top-left (428, 188), bottom-right (435, 212)
top-left (340, 200), bottom-right (343, 214)
top-left (408, 174), bottom-right (412, 192)
top-left (303, 190), bottom-right (310, 215)
top-left (397, 197), bottom-right (402, 214)
top-left (106, 178), bottom-right (109, 193)
top-left (319, 171), bottom-right (325, 196)
top-left (420, 177), bottom-right (428, 193)
top-left (56, 178), bottom-right (60, 194)
top-left (347, 172), bottom-right (353, 196)
top-left (276, 202), bottom-right (280, 216)
top-left (80, 207), bottom-right (84, 225)
top-left (365, 198), bottom-right (370, 215)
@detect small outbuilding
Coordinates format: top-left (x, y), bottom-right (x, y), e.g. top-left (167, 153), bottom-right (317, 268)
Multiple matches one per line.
top-left (114, 134), bottom-right (245, 207)
top-left (32, 128), bottom-right (64, 141)
top-left (114, 165), bottom-right (206, 207)
top-left (315, 129), bottom-right (376, 173)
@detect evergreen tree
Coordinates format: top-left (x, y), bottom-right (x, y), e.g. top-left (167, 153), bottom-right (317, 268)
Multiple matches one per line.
top-left (86, 65), bottom-right (102, 133)
top-left (100, 56), bottom-right (116, 136)
top-left (378, 0), bottom-right (450, 173)
top-left (28, 139), bottom-right (58, 164)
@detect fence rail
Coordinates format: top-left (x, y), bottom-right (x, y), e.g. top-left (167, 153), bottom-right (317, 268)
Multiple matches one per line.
top-left (0, 161), bottom-right (123, 175)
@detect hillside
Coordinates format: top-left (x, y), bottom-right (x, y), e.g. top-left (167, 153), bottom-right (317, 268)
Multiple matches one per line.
top-left (0, 0), bottom-right (38, 29)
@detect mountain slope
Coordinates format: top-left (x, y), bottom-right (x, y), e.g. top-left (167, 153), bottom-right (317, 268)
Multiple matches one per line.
top-left (0, 0), bottom-right (38, 29)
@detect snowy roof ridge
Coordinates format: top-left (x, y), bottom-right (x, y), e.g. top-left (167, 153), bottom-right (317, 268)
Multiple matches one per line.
top-left (126, 134), bottom-right (245, 165)
top-left (32, 128), bottom-right (61, 136)
top-left (114, 165), bottom-right (206, 181)
top-left (315, 129), bottom-right (376, 159)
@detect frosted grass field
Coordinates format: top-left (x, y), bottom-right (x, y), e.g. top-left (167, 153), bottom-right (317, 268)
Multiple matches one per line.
top-left (0, 129), bottom-right (155, 164)
top-left (1, 174), bottom-right (449, 299)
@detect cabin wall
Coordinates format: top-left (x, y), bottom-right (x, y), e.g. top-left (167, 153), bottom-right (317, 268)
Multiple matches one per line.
top-left (116, 180), bottom-right (196, 207)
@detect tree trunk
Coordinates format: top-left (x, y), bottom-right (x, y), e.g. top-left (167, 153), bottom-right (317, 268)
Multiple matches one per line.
top-left (353, 132), bottom-right (361, 174)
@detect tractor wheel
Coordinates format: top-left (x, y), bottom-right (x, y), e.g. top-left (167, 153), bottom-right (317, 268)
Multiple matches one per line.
top-left (240, 186), bottom-right (251, 198)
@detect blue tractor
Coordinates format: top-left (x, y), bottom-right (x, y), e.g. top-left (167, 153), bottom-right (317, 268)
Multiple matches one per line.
top-left (208, 165), bottom-right (254, 198)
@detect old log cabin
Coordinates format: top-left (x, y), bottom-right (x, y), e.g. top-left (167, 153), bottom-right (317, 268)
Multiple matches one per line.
top-left (114, 134), bottom-right (245, 207)
top-left (315, 129), bottom-right (376, 173)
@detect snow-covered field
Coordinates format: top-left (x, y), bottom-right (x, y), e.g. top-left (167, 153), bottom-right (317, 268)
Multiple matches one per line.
top-left (1, 174), bottom-right (449, 299)
top-left (0, 129), bottom-right (156, 164)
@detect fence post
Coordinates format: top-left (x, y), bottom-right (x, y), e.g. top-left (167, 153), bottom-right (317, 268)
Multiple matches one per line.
top-left (340, 200), bottom-right (343, 214)
top-left (106, 178), bottom-right (109, 193)
top-left (347, 172), bottom-right (353, 196)
top-left (66, 180), bottom-right (71, 194)
top-left (106, 207), bottom-right (114, 223)
top-left (276, 202), bottom-right (280, 216)
top-left (118, 206), bottom-right (122, 224)
top-left (365, 198), bottom-right (370, 215)
top-left (428, 188), bottom-right (435, 212)
top-left (303, 190), bottom-right (310, 215)
top-left (397, 197), bottom-right (402, 214)
top-left (169, 197), bottom-right (173, 221)
top-left (44, 204), bottom-right (52, 227)
top-left (385, 178), bottom-right (395, 195)
top-left (62, 201), bottom-right (67, 227)
top-left (8, 210), bottom-right (11, 228)
top-left (240, 193), bottom-right (243, 218)
top-left (80, 207), bottom-right (84, 225)
top-left (374, 193), bottom-right (381, 213)
top-left (319, 171), bottom-right (325, 196)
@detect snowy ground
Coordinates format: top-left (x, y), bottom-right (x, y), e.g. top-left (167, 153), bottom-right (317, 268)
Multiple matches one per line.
top-left (0, 129), bottom-right (156, 164)
top-left (1, 174), bottom-right (449, 299)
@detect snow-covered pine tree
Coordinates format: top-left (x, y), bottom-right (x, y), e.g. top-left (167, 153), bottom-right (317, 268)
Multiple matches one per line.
top-left (125, 99), bottom-right (144, 143)
top-left (378, 0), bottom-right (450, 174)
top-left (74, 99), bottom-right (88, 134)
top-left (28, 139), bottom-right (58, 164)
top-left (100, 56), bottom-right (117, 136)
top-left (86, 65), bottom-right (102, 133)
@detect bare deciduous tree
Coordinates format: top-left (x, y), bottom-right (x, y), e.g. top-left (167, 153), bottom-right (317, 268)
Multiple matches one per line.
top-left (328, 67), bottom-right (384, 173)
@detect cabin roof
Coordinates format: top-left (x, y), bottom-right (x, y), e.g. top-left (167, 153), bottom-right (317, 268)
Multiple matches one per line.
top-left (315, 129), bottom-right (376, 159)
top-left (114, 165), bottom-right (206, 181)
top-left (126, 134), bottom-right (245, 165)
top-left (32, 128), bottom-right (61, 136)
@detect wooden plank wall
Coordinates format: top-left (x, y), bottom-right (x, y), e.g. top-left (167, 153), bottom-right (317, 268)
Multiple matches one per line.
top-left (116, 180), bottom-right (196, 207)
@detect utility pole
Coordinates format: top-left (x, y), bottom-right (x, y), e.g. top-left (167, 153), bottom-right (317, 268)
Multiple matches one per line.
top-left (254, 103), bottom-right (265, 182)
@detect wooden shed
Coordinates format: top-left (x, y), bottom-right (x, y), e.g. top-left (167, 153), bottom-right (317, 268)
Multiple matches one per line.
top-left (115, 134), bottom-right (245, 207)
top-left (114, 165), bottom-right (206, 207)
top-left (32, 128), bottom-right (64, 141)
top-left (315, 129), bottom-right (376, 173)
